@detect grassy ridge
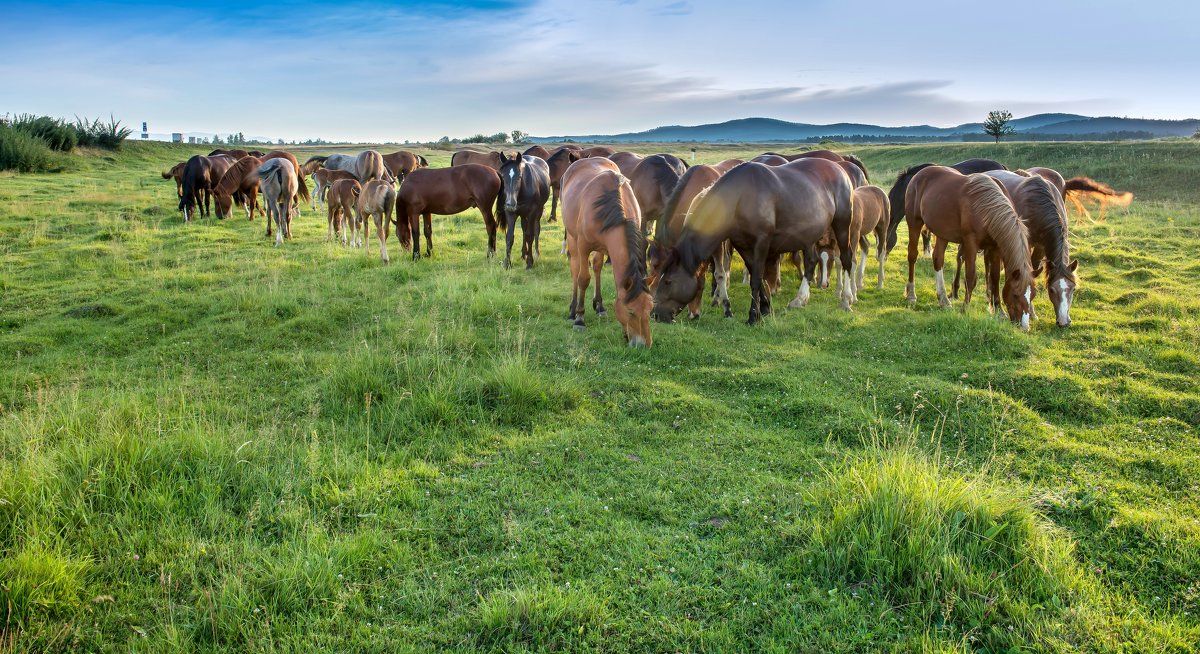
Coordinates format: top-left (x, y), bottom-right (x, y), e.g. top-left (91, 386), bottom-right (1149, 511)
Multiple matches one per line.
top-left (1, 141), bottom-right (1198, 652)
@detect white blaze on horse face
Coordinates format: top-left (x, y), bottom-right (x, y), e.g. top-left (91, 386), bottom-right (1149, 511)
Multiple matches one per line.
top-left (1021, 286), bottom-right (1032, 330)
top-left (1056, 278), bottom-right (1071, 325)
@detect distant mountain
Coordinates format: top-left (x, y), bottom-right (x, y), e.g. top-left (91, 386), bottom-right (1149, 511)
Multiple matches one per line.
top-left (532, 114), bottom-right (1199, 143)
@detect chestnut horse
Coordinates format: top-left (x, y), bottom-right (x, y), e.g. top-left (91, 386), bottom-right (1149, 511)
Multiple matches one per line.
top-left (382, 150), bottom-right (429, 183)
top-left (545, 147), bottom-right (583, 222)
top-left (887, 158), bottom-right (1007, 253)
top-left (750, 154), bottom-right (789, 166)
top-left (653, 158), bottom-right (855, 324)
top-left (608, 151), bottom-right (645, 177)
top-left (257, 158), bottom-right (298, 246)
top-left (327, 178), bottom-right (362, 245)
top-left (209, 148), bottom-right (249, 159)
top-left (981, 170), bottom-right (1077, 327)
top-left (816, 185), bottom-right (890, 293)
top-left (560, 157), bottom-right (653, 347)
top-left (395, 164), bottom-right (502, 260)
top-left (579, 145), bottom-right (617, 158)
top-left (903, 168), bottom-right (1033, 329)
top-left (213, 155), bottom-right (263, 221)
top-left (311, 168), bottom-right (358, 211)
top-left (496, 153), bottom-right (551, 269)
top-left (162, 162), bottom-right (187, 198)
top-left (629, 154), bottom-right (687, 240)
top-left (357, 180), bottom-right (399, 263)
top-left (451, 150), bottom-right (503, 170)
top-left (522, 145), bottom-right (551, 160)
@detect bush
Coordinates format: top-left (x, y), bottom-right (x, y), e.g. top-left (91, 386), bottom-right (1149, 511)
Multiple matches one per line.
top-left (9, 113), bottom-right (77, 151)
top-left (73, 114), bottom-right (133, 150)
top-left (0, 123), bottom-right (54, 172)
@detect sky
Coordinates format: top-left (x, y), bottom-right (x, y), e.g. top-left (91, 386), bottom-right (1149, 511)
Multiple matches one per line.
top-left (2, 0), bottom-right (1197, 142)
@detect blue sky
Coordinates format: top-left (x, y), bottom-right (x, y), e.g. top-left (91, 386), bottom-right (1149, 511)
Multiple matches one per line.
top-left (2, 0), bottom-right (1196, 141)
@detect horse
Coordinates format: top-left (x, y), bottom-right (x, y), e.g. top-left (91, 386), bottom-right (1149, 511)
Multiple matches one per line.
top-left (395, 164), bottom-right (502, 260)
top-left (887, 158), bottom-right (1007, 254)
top-left (629, 154), bottom-right (686, 240)
top-left (648, 159), bottom-right (744, 319)
top-left (522, 145), bottom-right (551, 160)
top-left (1023, 167), bottom-right (1065, 194)
top-left (257, 158), bottom-right (298, 246)
top-left (750, 154), bottom-right (789, 166)
top-left (162, 162), bottom-right (187, 198)
top-left (1063, 176), bottom-right (1132, 221)
top-left (247, 150), bottom-right (266, 158)
top-left (259, 150), bottom-right (310, 208)
top-left (327, 178), bottom-right (362, 245)
top-left (608, 151), bottom-right (645, 177)
top-left (451, 150), bottom-right (503, 170)
top-left (311, 168), bottom-right (358, 212)
top-left (981, 170), bottom-right (1077, 327)
top-left (579, 145), bottom-right (617, 158)
top-left (837, 160), bottom-right (868, 188)
top-left (356, 180), bottom-right (398, 263)
top-left (816, 185), bottom-right (890, 293)
top-left (496, 153), bottom-right (551, 269)
top-left (545, 147), bottom-right (583, 223)
top-left (209, 148), bottom-right (249, 159)
top-left (653, 158), bottom-right (856, 325)
top-left (178, 154), bottom-right (236, 222)
top-left (213, 155), bottom-right (264, 221)
top-left (559, 157), bottom-right (653, 347)
top-left (304, 152), bottom-right (389, 183)
top-left (780, 150), bottom-right (869, 181)
top-left (903, 167), bottom-right (1033, 329)
top-left (381, 150), bottom-right (429, 183)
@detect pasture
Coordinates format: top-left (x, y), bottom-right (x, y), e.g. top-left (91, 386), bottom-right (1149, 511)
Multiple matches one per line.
top-left (1, 141), bottom-right (1199, 652)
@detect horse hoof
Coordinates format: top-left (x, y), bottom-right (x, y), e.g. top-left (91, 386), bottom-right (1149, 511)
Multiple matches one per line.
top-left (688, 311), bottom-right (701, 320)
top-left (503, 260), bottom-right (511, 270)
top-left (597, 311), bottom-right (607, 318)
top-left (572, 323), bottom-right (586, 331)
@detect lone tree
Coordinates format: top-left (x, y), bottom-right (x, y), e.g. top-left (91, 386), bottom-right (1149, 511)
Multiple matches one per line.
top-left (983, 110), bottom-right (1016, 143)
top-left (511, 129), bottom-right (529, 144)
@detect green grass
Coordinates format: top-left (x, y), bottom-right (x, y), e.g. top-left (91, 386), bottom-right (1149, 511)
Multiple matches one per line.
top-left (1, 140), bottom-right (1199, 652)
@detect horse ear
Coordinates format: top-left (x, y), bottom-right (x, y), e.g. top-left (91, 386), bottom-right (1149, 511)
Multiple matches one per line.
top-left (1068, 259), bottom-right (1078, 272)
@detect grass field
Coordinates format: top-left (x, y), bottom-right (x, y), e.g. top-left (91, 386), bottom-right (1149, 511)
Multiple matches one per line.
top-left (1, 140), bottom-right (1199, 652)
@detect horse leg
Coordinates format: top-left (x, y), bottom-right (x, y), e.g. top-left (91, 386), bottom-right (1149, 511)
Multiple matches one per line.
top-left (548, 184), bottom-right (559, 223)
top-left (961, 239), bottom-right (979, 310)
top-left (591, 251), bottom-right (606, 317)
top-left (856, 236), bottom-right (869, 293)
top-left (714, 241), bottom-right (733, 318)
top-left (274, 201), bottom-right (284, 247)
top-left (573, 246), bottom-right (592, 329)
top-left (932, 237), bottom-right (950, 307)
top-left (922, 228), bottom-right (932, 257)
top-left (567, 235), bottom-right (580, 321)
top-left (375, 212), bottom-right (390, 265)
top-left (835, 223), bottom-right (856, 312)
top-left (482, 204), bottom-right (497, 259)
top-left (787, 251), bottom-right (811, 309)
top-left (423, 212), bottom-right (433, 257)
top-left (950, 246), bottom-right (964, 299)
top-left (985, 249), bottom-right (1002, 316)
top-left (1028, 246), bottom-right (1044, 321)
top-left (905, 217), bottom-right (922, 304)
top-left (745, 240), bottom-right (770, 325)
top-left (876, 226), bottom-right (887, 290)
top-left (410, 211), bottom-right (421, 261)
top-left (502, 211), bottom-right (516, 269)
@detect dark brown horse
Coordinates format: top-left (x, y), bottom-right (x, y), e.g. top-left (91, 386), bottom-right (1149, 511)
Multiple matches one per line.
top-left (522, 145), bottom-right (551, 160)
top-left (451, 150), bottom-right (503, 170)
top-left (607, 151), bottom-right (645, 177)
top-left (579, 145), bottom-right (617, 158)
top-left (629, 154), bottom-right (686, 239)
top-left (545, 147), bottom-right (583, 222)
top-left (903, 167), bottom-right (1033, 329)
top-left (751, 154), bottom-right (789, 166)
top-left (496, 153), bottom-right (551, 269)
top-left (560, 157), bottom-right (653, 347)
top-left (178, 154), bottom-right (236, 222)
top-left (887, 158), bottom-right (1007, 253)
top-left (382, 150), bottom-right (429, 183)
top-left (653, 158), bottom-right (855, 324)
top-left (395, 164), bottom-right (502, 260)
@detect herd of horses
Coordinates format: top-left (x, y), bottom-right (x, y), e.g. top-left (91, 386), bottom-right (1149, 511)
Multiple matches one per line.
top-left (160, 144), bottom-right (1134, 347)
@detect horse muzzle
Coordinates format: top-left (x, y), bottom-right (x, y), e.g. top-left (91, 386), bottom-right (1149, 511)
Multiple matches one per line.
top-left (504, 203), bottom-right (518, 213)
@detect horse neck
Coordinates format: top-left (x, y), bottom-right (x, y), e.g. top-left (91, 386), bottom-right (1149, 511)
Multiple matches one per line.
top-left (990, 218), bottom-right (1032, 280)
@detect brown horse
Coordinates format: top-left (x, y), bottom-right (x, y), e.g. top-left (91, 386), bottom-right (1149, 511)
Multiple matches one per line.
top-left (560, 157), bottom-right (652, 347)
top-left (451, 150), bottom-right (503, 170)
top-left (981, 170), bottom-right (1078, 327)
top-left (750, 154), bottom-right (788, 166)
top-left (178, 154), bottom-right (236, 222)
top-left (311, 168), bottom-right (358, 211)
top-left (838, 160), bottom-right (868, 188)
top-left (327, 178), bottom-right (362, 245)
top-left (629, 154), bottom-right (686, 239)
top-left (522, 145), bottom-right (551, 160)
top-left (608, 151), bottom-right (645, 177)
top-left (162, 162), bottom-right (187, 198)
top-left (213, 155), bottom-right (264, 221)
top-left (904, 167), bottom-right (1033, 329)
top-left (357, 180), bottom-right (398, 263)
top-left (545, 147), bottom-right (583, 222)
top-left (396, 164), bottom-right (502, 260)
top-left (209, 148), bottom-right (250, 159)
top-left (579, 145), bottom-right (617, 158)
top-left (816, 185), bottom-right (890, 293)
top-left (382, 150), bottom-right (429, 183)
top-left (653, 158), bottom-right (856, 324)
top-left (1023, 167), bottom-right (1065, 194)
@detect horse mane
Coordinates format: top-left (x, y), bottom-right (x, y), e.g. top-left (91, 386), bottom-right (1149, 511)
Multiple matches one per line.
top-left (1017, 175), bottom-right (1074, 284)
top-left (594, 186), bottom-right (647, 302)
top-left (964, 174), bottom-right (1031, 281)
top-left (842, 154), bottom-right (869, 182)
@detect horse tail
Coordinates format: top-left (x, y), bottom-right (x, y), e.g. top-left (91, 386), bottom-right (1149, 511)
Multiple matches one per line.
top-left (1063, 176), bottom-right (1133, 206)
top-left (964, 174), bottom-right (1030, 279)
top-left (295, 163), bottom-right (311, 203)
top-left (494, 190), bottom-right (507, 233)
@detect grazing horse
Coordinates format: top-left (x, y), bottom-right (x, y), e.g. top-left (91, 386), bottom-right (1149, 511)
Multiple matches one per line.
top-left (653, 158), bottom-right (855, 324)
top-left (381, 150), bottom-right (429, 183)
top-left (579, 145), bottom-right (617, 158)
top-left (451, 149), bottom-right (503, 170)
top-left (1024, 167), bottom-right (1065, 195)
top-left (560, 157), bottom-right (653, 347)
top-left (816, 185), bottom-right (891, 293)
top-left (162, 162), bottom-right (187, 198)
top-left (629, 154), bottom-right (686, 240)
top-left (311, 168), bottom-right (358, 211)
top-left (257, 158), bottom-right (298, 246)
top-left (981, 170), bottom-right (1078, 327)
top-left (903, 167), bottom-right (1033, 329)
top-left (496, 153), bottom-right (551, 269)
top-left (327, 178), bottom-right (362, 245)
top-left (213, 156), bottom-right (264, 221)
top-left (1063, 176), bottom-right (1132, 221)
top-left (395, 164), bottom-right (502, 260)
top-left (751, 154), bottom-right (789, 166)
top-left (256, 150), bottom-right (310, 208)
top-left (522, 145), bottom-right (551, 160)
top-left (608, 151), bottom-right (645, 177)
top-left (304, 152), bottom-right (389, 183)
top-left (648, 159), bottom-right (744, 319)
top-left (768, 150), bottom-right (867, 179)
top-left (178, 154), bottom-right (236, 222)
top-left (545, 147), bottom-right (583, 222)
top-left (209, 148), bottom-right (250, 159)
top-left (887, 158), bottom-right (1007, 253)
top-left (357, 180), bottom-right (399, 263)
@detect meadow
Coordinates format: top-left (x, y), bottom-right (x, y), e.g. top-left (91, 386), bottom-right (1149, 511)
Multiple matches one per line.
top-left (1, 140), bottom-right (1198, 652)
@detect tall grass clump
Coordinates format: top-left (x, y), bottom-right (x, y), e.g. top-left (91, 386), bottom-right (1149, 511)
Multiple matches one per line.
top-left (802, 449), bottom-right (1095, 649)
top-left (8, 113), bottom-right (77, 151)
top-left (0, 123), bottom-right (53, 172)
top-left (73, 114), bottom-right (133, 150)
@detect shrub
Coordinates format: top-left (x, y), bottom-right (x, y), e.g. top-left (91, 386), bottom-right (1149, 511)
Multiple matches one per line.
top-left (0, 123), bottom-right (53, 172)
top-left (9, 113), bottom-right (77, 151)
top-left (73, 114), bottom-right (133, 150)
